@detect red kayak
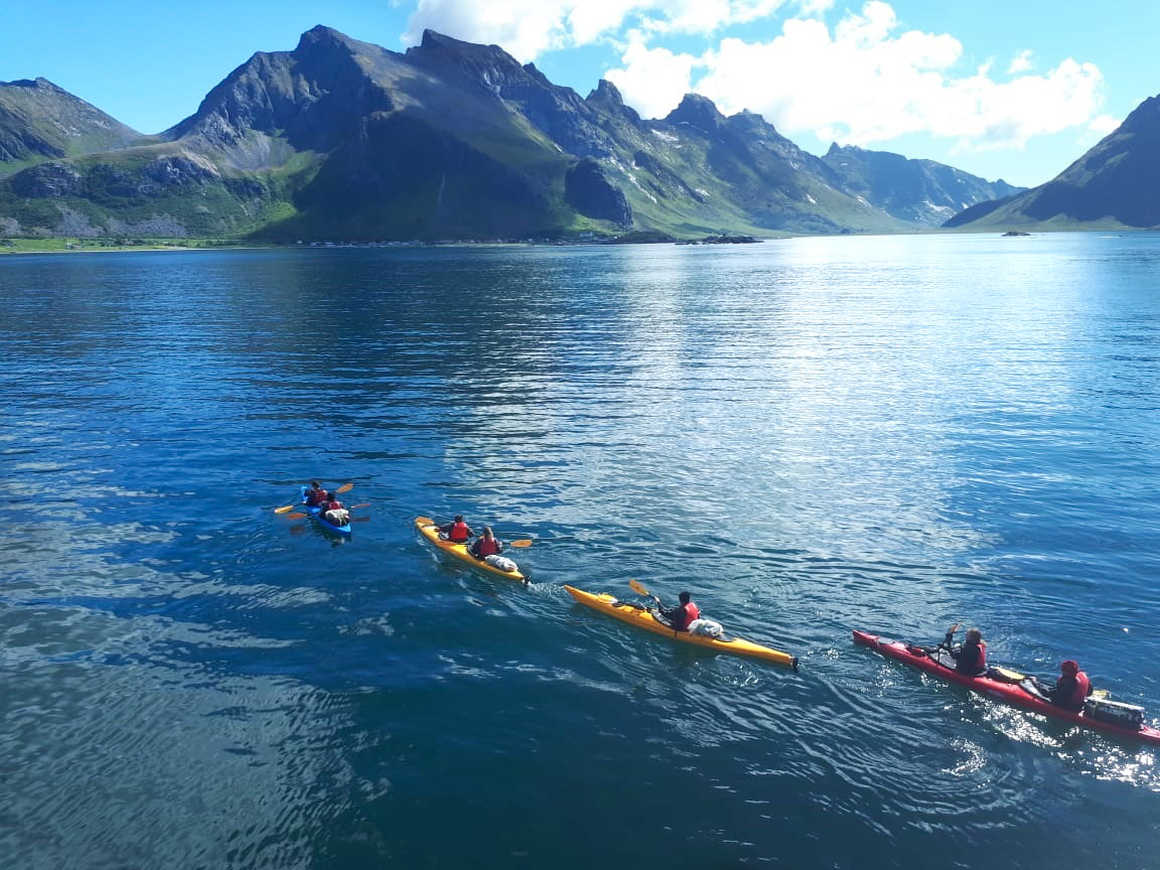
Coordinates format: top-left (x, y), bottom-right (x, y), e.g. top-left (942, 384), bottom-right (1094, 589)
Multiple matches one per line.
top-left (853, 630), bottom-right (1160, 746)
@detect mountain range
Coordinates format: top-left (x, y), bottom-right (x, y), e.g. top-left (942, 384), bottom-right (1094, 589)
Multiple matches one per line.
top-left (0, 25), bottom-right (1107, 242)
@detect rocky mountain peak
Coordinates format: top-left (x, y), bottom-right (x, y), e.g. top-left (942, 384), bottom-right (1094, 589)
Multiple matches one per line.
top-left (2, 77), bottom-right (60, 92)
top-left (664, 93), bottom-right (724, 132)
top-left (403, 28), bottom-right (540, 102)
top-left (295, 24), bottom-right (357, 52)
top-left (584, 79), bottom-right (641, 126)
top-left (1117, 93), bottom-right (1159, 134)
top-left (725, 109), bottom-right (781, 139)
top-left (587, 79), bottom-right (623, 106)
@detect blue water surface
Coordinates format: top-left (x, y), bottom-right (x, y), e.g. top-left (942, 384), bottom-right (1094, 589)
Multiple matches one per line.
top-left (2, 233), bottom-right (1159, 868)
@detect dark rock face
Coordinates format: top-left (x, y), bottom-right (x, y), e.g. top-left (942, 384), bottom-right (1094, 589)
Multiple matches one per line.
top-left (565, 158), bottom-right (631, 226)
top-left (143, 154), bottom-right (220, 186)
top-left (9, 162), bottom-right (83, 197)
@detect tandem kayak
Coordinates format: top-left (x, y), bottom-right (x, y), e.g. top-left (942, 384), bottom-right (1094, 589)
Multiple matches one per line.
top-left (301, 487), bottom-right (352, 536)
top-left (853, 630), bottom-right (1160, 746)
top-left (414, 516), bottom-right (526, 583)
top-left (564, 585), bottom-right (797, 668)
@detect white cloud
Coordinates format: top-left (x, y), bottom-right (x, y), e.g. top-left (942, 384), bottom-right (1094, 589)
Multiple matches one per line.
top-left (1008, 49), bottom-right (1033, 74)
top-left (402, 0), bottom-right (800, 59)
top-left (799, 0), bottom-right (834, 14)
top-left (605, 31), bottom-right (699, 119)
top-left (1087, 114), bottom-right (1121, 135)
top-left (606, 1), bottom-right (1104, 151)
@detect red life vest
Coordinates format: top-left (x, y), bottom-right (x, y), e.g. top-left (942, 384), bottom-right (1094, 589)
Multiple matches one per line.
top-left (307, 489), bottom-right (327, 506)
top-left (674, 601), bottom-right (700, 631)
top-left (476, 537), bottom-right (500, 557)
top-left (1060, 671), bottom-right (1091, 709)
top-left (324, 499), bottom-right (342, 512)
top-left (450, 521), bottom-right (470, 542)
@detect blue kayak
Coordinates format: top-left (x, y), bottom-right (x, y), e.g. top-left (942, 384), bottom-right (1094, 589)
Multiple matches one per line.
top-left (300, 486), bottom-right (352, 536)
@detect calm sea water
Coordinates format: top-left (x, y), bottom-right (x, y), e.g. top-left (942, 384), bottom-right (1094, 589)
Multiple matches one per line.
top-left (2, 234), bottom-right (1159, 868)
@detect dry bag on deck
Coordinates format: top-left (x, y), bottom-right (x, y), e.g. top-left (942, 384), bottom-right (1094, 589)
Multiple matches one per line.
top-left (687, 618), bottom-right (724, 638)
top-left (1084, 697), bottom-right (1145, 729)
top-left (484, 554), bottom-right (519, 573)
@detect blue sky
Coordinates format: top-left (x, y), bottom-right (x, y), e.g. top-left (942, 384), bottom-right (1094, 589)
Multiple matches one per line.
top-left (3, 0), bottom-right (1157, 187)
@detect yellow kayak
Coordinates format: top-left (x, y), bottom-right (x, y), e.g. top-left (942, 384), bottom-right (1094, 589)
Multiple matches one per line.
top-left (414, 517), bottom-right (527, 583)
top-left (564, 585), bottom-right (797, 668)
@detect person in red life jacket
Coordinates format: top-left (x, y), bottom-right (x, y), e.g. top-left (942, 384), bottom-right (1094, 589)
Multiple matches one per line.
top-left (304, 480), bottom-right (328, 507)
top-left (436, 515), bottom-right (474, 543)
top-left (321, 495), bottom-right (350, 527)
top-left (1044, 660), bottom-right (1093, 710)
top-left (657, 591), bottom-right (700, 632)
top-left (943, 624), bottom-right (987, 676)
top-left (469, 526), bottom-right (503, 560)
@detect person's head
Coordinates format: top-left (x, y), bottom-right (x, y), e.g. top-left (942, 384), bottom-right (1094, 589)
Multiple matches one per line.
top-left (1061, 660), bottom-right (1079, 675)
top-left (482, 526), bottom-right (494, 539)
top-left (454, 515), bottom-right (464, 523)
top-left (310, 480), bottom-right (321, 490)
top-left (966, 628), bottom-right (982, 645)
top-left (678, 591), bottom-right (691, 605)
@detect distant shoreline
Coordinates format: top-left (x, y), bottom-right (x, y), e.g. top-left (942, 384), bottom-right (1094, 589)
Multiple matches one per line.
top-left (0, 238), bottom-right (265, 256)
top-left (1, 227), bottom-right (1151, 256)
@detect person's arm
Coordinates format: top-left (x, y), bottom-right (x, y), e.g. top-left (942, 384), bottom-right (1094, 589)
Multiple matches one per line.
top-left (496, 540), bottom-right (504, 554)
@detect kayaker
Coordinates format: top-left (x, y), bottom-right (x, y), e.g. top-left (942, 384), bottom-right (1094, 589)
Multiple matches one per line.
top-left (943, 624), bottom-right (987, 676)
top-left (305, 480), bottom-right (329, 507)
top-left (322, 495), bottom-right (350, 527)
top-left (437, 515), bottom-right (474, 543)
top-left (469, 526), bottom-right (503, 560)
top-left (1043, 660), bottom-right (1093, 710)
top-left (656, 591), bottom-right (700, 632)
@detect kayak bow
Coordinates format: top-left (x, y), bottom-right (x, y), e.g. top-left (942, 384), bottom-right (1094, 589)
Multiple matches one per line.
top-left (852, 630), bottom-right (1160, 746)
top-left (565, 585), bottom-right (797, 668)
top-left (414, 516), bottom-right (526, 583)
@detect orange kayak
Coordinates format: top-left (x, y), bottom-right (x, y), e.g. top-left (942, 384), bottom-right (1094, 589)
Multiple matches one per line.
top-left (564, 585), bottom-right (797, 668)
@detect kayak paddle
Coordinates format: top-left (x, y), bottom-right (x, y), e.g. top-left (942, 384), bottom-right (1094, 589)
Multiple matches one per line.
top-left (285, 512), bottom-right (307, 519)
top-left (509, 539), bottom-right (533, 548)
top-left (335, 482), bottom-right (354, 494)
top-left (629, 579), bottom-right (660, 602)
top-left (351, 503), bottom-right (370, 509)
top-left (273, 504), bottom-right (296, 514)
